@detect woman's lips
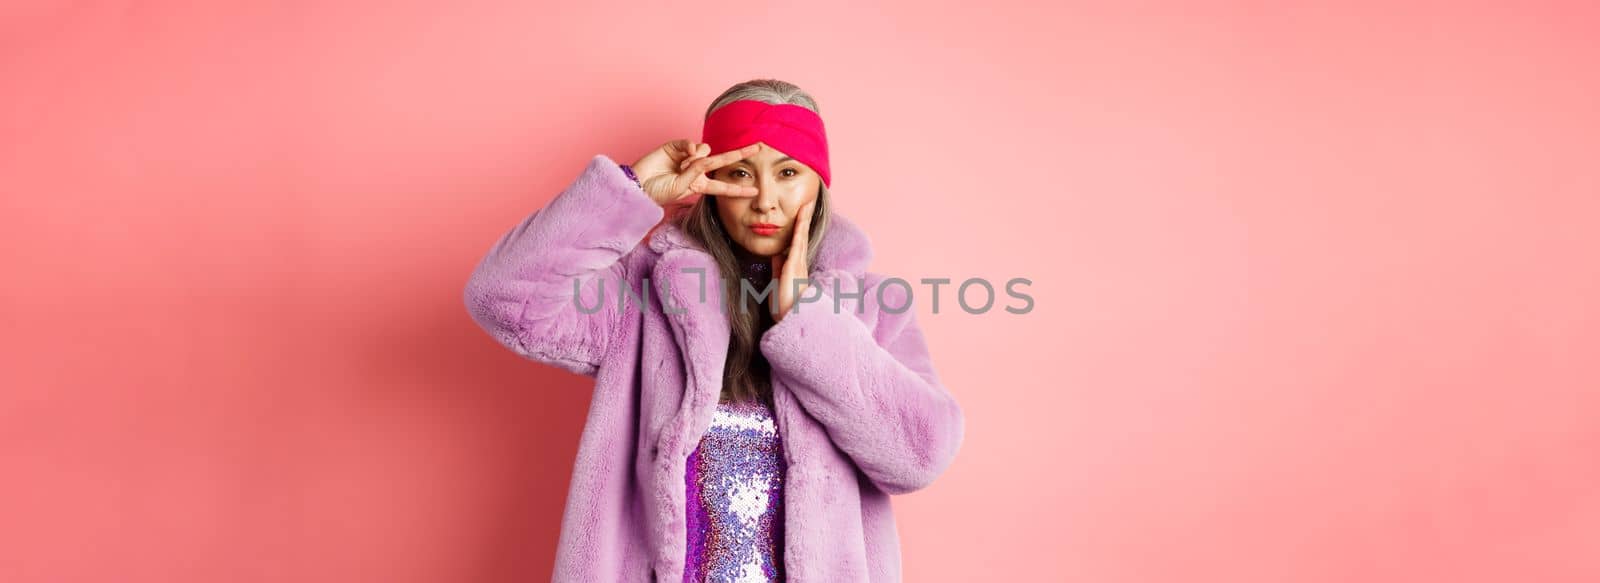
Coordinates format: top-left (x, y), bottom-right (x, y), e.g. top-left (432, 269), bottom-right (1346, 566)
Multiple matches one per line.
top-left (750, 223), bottom-right (780, 236)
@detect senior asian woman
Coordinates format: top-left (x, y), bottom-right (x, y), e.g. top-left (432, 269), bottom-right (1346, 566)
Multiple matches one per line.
top-left (463, 78), bottom-right (965, 583)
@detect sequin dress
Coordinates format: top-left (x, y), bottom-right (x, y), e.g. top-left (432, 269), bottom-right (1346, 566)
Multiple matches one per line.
top-left (682, 243), bottom-right (787, 582)
top-left (683, 397), bottom-right (787, 582)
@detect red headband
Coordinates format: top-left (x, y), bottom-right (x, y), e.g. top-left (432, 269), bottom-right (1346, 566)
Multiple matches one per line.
top-left (701, 100), bottom-right (831, 188)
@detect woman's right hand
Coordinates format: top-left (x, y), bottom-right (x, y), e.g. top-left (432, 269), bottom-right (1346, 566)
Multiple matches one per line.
top-left (631, 140), bottom-right (763, 208)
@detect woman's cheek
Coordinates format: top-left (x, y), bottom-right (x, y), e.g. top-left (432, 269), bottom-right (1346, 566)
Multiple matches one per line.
top-left (784, 187), bottom-right (812, 212)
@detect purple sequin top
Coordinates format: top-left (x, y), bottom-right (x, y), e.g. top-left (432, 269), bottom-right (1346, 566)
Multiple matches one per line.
top-left (683, 397), bottom-right (787, 582)
top-left (683, 245), bottom-right (787, 582)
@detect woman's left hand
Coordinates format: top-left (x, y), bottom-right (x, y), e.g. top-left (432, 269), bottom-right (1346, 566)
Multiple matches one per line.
top-left (770, 199), bottom-right (817, 323)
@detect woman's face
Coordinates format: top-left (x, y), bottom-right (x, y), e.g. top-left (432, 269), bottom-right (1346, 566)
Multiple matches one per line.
top-left (711, 142), bottom-right (822, 257)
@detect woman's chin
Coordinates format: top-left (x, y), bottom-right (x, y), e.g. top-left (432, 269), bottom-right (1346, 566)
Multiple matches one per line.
top-left (738, 239), bottom-right (784, 257)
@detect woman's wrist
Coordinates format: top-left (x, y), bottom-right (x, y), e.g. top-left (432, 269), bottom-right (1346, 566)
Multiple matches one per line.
top-left (618, 162), bottom-right (642, 187)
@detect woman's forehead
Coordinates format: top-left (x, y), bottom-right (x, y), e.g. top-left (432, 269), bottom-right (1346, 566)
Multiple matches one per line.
top-left (733, 143), bottom-right (796, 165)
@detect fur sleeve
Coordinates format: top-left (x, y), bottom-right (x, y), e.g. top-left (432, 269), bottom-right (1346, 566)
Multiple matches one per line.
top-left (463, 154), bottom-right (664, 376)
top-left (759, 276), bottom-right (966, 494)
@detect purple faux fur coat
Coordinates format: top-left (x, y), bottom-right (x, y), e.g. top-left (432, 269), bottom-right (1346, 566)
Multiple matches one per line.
top-left (463, 155), bottom-right (965, 582)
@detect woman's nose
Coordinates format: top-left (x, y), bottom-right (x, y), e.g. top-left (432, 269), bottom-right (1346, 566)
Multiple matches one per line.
top-left (752, 175), bottom-right (784, 209)
top-left (751, 191), bottom-right (779, 211)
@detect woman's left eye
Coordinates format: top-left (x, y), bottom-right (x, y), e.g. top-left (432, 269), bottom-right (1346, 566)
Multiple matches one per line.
top-left (728, 168), bottom-right (795, 178)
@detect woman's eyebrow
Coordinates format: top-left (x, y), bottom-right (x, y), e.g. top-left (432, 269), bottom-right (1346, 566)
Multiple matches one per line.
top-left (735, 156), bottom-right (797, 166)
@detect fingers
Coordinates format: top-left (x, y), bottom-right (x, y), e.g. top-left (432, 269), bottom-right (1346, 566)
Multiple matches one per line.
top-left (770, 200), bottom-right (816, 321)
top-left (675, 141), bottom-right (759, 174)
top-left (681, 142), bottom-right (760, 181)
top-left (784, 199), bottom-right (815, 273)
top-left (664, 139), bottom-right (691, 159)
top-left (699, 143), bottom-right (763, 171)
top-left (659, 141), bottom-right (764, 200)
top-left (678, 142), bottom-right (711, 170)
top-left (691, 176), bottom-right (759, 197)
top-left (680, 151), bottom-right (714, 174)
top-left (791, 199), bottom-right (816, 254)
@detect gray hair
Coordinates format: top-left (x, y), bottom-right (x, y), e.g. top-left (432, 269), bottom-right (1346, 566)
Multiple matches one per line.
top-left (704, 78), bottom-right (822, 119)
top-left (683, 78), bottom-right (832, 404)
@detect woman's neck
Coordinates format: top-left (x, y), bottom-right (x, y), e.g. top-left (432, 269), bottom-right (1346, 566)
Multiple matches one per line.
top-left (727, 244), bottom-right (777, 331)
top-left (730, 244), bottom-right (773, 289)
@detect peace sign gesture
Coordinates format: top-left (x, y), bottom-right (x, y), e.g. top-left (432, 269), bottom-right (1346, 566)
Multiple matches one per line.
top-left (770, 198), bottom-right (818, 323)
top-left (630, 140), bottom-right (763, 208)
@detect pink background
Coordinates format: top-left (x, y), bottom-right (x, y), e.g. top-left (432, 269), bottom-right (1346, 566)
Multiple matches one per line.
top-left (3, 1), bottom-right (1598, 581)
